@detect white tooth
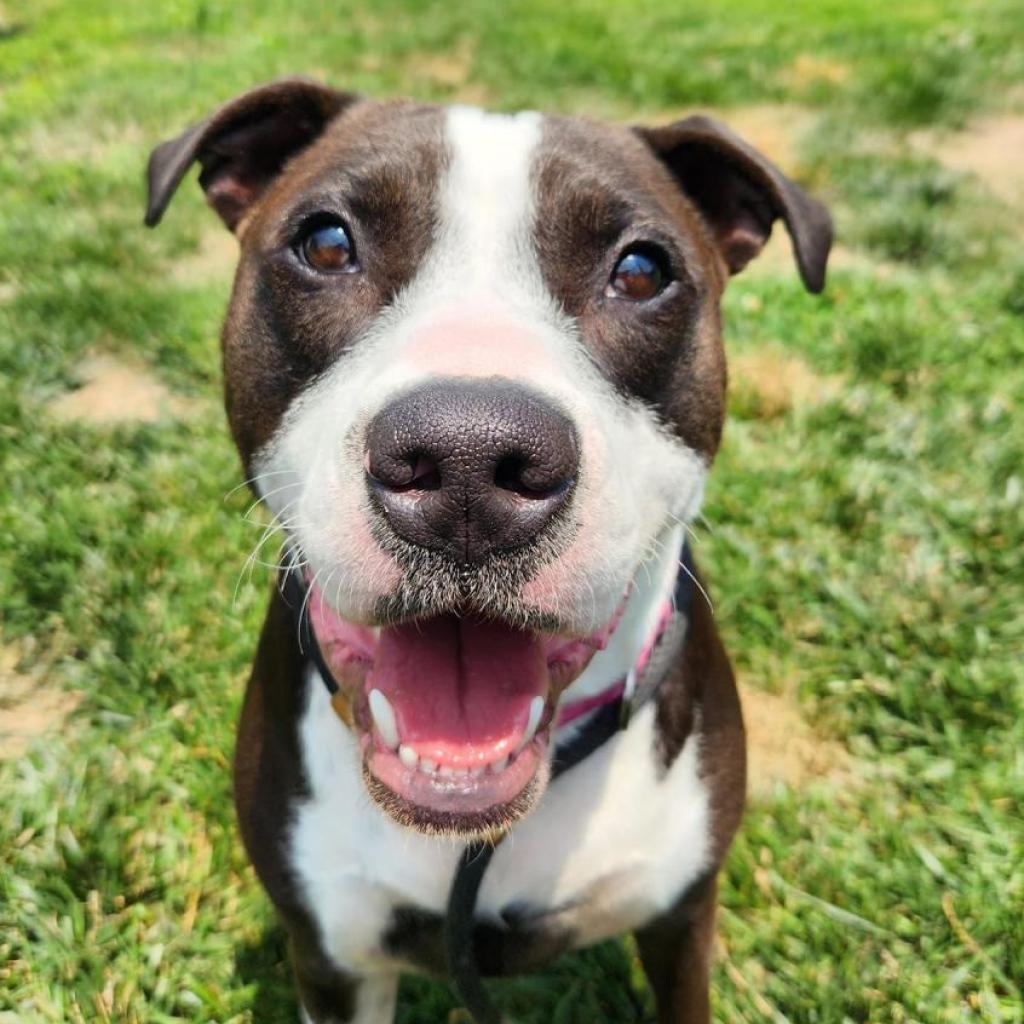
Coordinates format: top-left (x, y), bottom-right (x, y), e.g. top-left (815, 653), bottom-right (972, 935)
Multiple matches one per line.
top-left (490, 755), bottom-right (509, 775)
top-left (468, 765), bottom-right (485, 778)
top-left (398, 745), bottom-right (419, 770)
top-left (368, 689), bottom-right (400, 751)
top-left (420, 759), bottom-right (437, 775)
top-left (439, 765), bottom-right (457, 779)
top-left (517, 696), bottom-right (545, 753)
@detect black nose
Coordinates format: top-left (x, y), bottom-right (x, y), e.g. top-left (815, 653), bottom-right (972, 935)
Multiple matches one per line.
top-left (365, 379), bottom-right (578, 564)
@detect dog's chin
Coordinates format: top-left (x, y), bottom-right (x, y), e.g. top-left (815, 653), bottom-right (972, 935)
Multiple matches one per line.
top-left (362, 746), bottom-right (550, 839)
top-left (306, 574), bottom-right (628, 838)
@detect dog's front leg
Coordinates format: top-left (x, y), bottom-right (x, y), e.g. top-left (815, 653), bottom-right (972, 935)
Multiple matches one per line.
top-left (292, 937), bottom-right (397, 1024)
top-left (634, 876), bottom-right (718, 1024)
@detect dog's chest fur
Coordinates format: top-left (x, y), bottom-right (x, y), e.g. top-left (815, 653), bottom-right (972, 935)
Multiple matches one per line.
top-left (290, 669), bottom-right (711, 976)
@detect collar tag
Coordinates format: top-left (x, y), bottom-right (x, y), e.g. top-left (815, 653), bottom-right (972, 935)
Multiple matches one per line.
top-left (330, 690), bottom-right (354, 727)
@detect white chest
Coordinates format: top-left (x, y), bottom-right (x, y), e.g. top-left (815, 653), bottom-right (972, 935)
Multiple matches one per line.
top-left (288, 670), bottom-right (712, 976)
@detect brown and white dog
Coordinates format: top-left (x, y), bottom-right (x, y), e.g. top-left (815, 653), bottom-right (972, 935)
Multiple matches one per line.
top-left (146, 78), bottom-right (831, 1024)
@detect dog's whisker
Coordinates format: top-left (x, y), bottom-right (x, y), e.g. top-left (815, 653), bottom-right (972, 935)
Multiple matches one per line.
top-left (317, 567), bottom-right (339, 621)
top-left (298, 562), bottom-right (331, 653)
top-left (222, 469), bottom-right (296, 504)
top-left (241, 481), bottom-right (302, 524)
top-left (245, 509), bottom-right (296, 579)
top-left (233, 500), bottom-right (304, 607)
top-left (678, 557), bottom-right (714, 617)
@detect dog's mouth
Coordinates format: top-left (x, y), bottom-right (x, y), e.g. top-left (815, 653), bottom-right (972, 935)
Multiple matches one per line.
top-left (307, 583), bottom-right (622, 836)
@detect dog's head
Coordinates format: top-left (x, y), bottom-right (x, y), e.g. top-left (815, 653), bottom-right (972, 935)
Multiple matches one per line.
top-left (147, 78), bottom-right (830, 837)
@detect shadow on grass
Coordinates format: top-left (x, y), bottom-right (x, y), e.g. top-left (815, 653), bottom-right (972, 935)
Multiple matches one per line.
top-left (234, 925), bottom-right (296, 1024)
top-left (236, 923), bottom-right (652, 1024)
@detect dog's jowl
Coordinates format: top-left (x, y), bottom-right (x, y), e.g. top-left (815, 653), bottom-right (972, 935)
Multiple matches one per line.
top-left (147, 78), bottom-right (831, 1024)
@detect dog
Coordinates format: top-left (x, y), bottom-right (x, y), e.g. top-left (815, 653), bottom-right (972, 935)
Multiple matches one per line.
top-left (145, 78), bottom-right (831, 1024)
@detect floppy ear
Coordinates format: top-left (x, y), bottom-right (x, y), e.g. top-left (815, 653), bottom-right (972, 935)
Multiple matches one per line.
top-left (635, 115), bottom-right (832, 293)
top-left (144, 77), bottom-right (358, 231)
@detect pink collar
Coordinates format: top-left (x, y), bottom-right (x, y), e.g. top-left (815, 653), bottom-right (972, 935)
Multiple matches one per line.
top-left (555, 597), bottom-right (675, 729)
top-left (555, 679), bottom-right (626, 728)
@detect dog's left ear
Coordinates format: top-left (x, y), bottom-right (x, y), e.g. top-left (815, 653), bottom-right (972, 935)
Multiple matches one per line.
top-left (636, 115), bottom-right (832, 293)
top-left (144, 77), bottom-right (358, 231)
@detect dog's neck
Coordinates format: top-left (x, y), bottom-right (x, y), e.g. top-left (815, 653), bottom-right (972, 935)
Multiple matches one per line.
top-left (555, 522), bottom-right (687, 719)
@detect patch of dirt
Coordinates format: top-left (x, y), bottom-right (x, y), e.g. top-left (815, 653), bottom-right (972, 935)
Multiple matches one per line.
top-left (719, 105), bottom-right (813, 171)
top-left (694, 104), bottom-right (816, 175)
top-left (0, 644), bottom-right (81, 760)
top-left (48, 353), bottom-right (196, 426)
top-left (729, 344), bottom-right (842, 418)
top-left (393, 38), bottom-right (492, 105)
top-left (740, 228), bottom-right (798, 277)
top-left (405, 37), bottom-right (475, 87)
top-left (27, 119), bottom-right (147, 164)
top-left (580, 101), bottom-right (815, 176)
top-left (912, 114), bottom-right (1024, 208)
top-left (740, 684), bottom-right (851, 798)
top-left (784, 53), bottom-right (852, 89)
top-left (171, 228), bottom-right (238, 285)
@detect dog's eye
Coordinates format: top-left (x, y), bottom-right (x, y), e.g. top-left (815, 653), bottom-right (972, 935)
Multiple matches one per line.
top-left (607, 247), bottom-right (669, 301)
top-left (298, 220), bottom-right (356, 274)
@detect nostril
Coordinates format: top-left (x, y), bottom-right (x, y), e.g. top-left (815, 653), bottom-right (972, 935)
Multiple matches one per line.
top-left (494, 456), bottom-right (573, 500)
top-left (367, 453), bottom-right (442, 493)
top-left (407, 454), bottom-right (442, 490)
top-left (493, 456), bottom-right (524, 494)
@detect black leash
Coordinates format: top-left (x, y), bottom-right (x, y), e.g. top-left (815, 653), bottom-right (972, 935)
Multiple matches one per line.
top-left (441, 695), bottom-right (627, 1024)
top-left (279, 542), bottom-right (696, 1024)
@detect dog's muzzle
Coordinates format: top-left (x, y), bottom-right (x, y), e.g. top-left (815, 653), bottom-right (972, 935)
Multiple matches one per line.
top-left (364, 378), bottom-right (578, 565)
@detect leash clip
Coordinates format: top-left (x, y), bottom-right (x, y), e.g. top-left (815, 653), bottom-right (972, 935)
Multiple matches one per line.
top-left (619, 667), bottom-right (638, 730)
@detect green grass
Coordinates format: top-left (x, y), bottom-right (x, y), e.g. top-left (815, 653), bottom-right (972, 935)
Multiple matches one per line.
top-left (1, 1), bottom-right (1022, 1021)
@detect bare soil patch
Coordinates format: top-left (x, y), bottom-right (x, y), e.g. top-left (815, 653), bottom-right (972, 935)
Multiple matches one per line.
top-left (404, 37), bottom-right (476, 88)
top-left (705, 104), bottom-right (816, 175)
top-left (395, 38), bottom-right (492, 105)
top-left (589, 102), bottom-right (815, 177)
top-left (741, 684), bottom-right (852, 798)
top-left (171, 228), bottom-right (238, 285)
top-left (27, 119), bottom-right (146, 164)
top-left (784, 53), bottom-right (852, 89)
top-left (48, 353), bottom-right (195, 426)
top-left (729, 343), bottom-right (842, 419)
top-left (912, 114), bottom-right (1024, 209)
top-left (0, 645), bottom-right (80, 760)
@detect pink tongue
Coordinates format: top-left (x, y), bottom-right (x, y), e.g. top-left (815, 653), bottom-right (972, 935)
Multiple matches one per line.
top-left (370, 616), bottom-right (547, 757)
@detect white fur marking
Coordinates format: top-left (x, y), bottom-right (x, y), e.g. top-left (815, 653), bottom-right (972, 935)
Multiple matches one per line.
top-left (289, 541), bottom-right (712, 983)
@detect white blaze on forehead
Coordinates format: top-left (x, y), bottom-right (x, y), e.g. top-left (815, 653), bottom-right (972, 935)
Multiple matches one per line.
top-left (436, 106), bottom-right (544, 296)
top-left (308, 104), bottom-right (582, 409)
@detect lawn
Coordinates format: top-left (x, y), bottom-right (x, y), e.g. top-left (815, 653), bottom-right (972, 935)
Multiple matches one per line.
top-left (1, 1), bottom-right (1022, 1022)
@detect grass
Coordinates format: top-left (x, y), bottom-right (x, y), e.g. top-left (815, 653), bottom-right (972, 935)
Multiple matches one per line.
top-left (1, 1), bottom-right (1022, 1021)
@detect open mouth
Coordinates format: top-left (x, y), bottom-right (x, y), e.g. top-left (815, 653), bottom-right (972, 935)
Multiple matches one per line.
top-left (307, 582), bottom-right (623, 836)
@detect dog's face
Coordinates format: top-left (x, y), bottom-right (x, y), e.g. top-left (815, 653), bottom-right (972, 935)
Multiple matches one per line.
top-left (147, 79), bottom-right (830, 837)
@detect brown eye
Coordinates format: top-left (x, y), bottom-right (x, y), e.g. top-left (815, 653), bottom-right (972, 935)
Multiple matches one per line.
top-left (299, 221), bottom-right (355, 273)
top-left (607, 247), bottom-right (668, 301)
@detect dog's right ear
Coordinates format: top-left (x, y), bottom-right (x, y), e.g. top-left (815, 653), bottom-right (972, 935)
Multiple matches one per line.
top-left (144, 78), bottom-right (358, 231)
